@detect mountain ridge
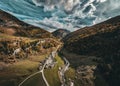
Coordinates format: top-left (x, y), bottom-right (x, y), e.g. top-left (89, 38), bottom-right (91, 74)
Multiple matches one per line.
top-left (0, 10), bottom-right (53, 38)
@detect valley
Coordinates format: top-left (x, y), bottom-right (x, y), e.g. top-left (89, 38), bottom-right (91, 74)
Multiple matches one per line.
top-left (0, 5), bottom-right (120, 86)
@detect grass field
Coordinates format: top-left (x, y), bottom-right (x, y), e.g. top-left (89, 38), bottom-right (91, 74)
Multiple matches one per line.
top-left (21, 73), bottom-right (46, 86)
top-left (0, 54), bottom-right (48, 86)
top-left (44, 55), bottom-right (64, 86)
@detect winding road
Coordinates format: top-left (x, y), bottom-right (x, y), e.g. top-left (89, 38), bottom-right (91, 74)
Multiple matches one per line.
top-left (18, 51), bottom-right (56, 86)
top-left (18, 44), bottom-right (60, 86)
top-left (18, 43), bottom-right (70, 86)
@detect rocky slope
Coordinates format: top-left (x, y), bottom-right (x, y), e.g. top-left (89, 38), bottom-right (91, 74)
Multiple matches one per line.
top-left (62, 16), bottom-right (120, 86)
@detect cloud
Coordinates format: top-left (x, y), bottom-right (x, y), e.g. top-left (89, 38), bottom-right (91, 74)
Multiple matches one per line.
top-left (32, 0), bottom-right (80, 12)
top-left (0, 0), bottom-right (120, 32)
top-left (31, 0), bottom-right (120, 31)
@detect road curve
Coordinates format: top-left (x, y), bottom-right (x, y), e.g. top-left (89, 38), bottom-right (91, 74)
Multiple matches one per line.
top-left (18, 71), bottom-right (41, 86)
top-left (42, 45), bottom-right (60, 86)
top-left (18, 55), bottom-right (50, 86)
top-left (41, 58), bottom-right (49, 86)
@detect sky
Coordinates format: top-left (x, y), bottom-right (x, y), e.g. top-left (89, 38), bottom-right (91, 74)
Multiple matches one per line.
top-left (0, 0), bottom-right (120, 32)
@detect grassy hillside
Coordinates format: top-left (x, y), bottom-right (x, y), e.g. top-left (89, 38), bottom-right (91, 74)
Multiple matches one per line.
top-left (0, 9), bottom-right (60, 63)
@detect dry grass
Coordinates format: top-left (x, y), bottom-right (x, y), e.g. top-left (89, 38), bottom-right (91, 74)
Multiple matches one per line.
top-left (0, 33), bottom-right (36, 42)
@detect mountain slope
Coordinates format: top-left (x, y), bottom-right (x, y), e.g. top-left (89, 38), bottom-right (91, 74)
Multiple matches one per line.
top-left (62, 15), bottom-right (120, 86)
top-left (0, 9), bottom-right (60, 62)
top-left (0, 10), bottom-right (53, 38)
top-left (63, 16), bottom-right (120, 56)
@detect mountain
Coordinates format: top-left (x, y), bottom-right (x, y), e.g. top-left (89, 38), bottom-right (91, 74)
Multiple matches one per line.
top-left (0, 10), bottom-right (53, 38)
top-left (52, 29), bottom-right (70, 39)
top-left (63, 15), bottom-right (120, 56)
top-left (62, 16), bottom-right (120, 86)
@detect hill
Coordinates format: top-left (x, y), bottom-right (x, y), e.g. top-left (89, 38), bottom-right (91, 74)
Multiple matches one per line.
top-left (52, 29), bottom-right (70, 39)
top-left (62, 16), bottom-right (120, 86)
top-left (0, 9), bottom-right (59, 62)
top-left (63, 16), bottom-right (120, 56)
top-left (0, 10), bottom-right (53, 38)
